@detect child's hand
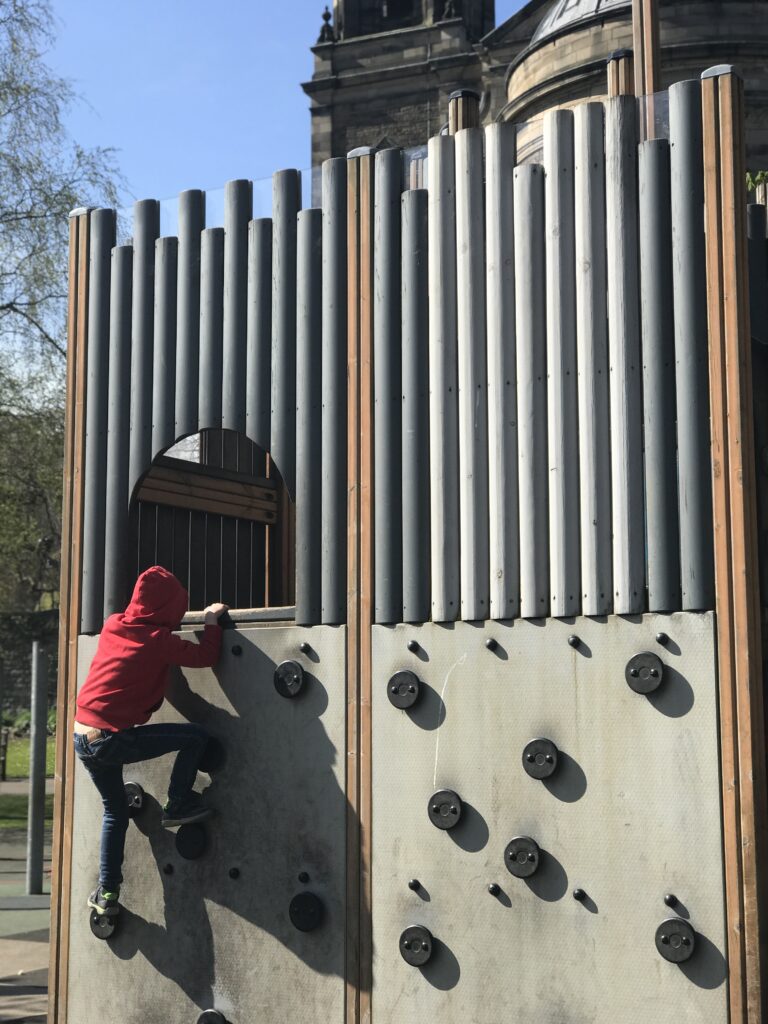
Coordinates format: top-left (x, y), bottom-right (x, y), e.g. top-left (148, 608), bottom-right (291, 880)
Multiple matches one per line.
top-left (203, 602), bottom-right (229, 625)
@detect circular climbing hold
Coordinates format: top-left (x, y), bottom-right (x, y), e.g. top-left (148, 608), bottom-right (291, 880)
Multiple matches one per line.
top-left (289, 891), bottom-right (325, 932)
top-left (400, 925), bottom-right (433, 966)
top-left (89, 909), bottom-right (117, 940)
top-left (299, 641), bottom-right (311, 654)
top-left (408, 879), bottom-right (421, 892)
top-left (124, 781), bottom-right (145, 818)
top-left (625, 652), bottom-right (664, 694)
top-left (522, 738), bottom-right (559, 780)
top-left (427, 789), bottom-right (462, 830)
top-left (567, 634), bottom-right (580, 648)
top-left (274, 660), bottom-right (305, 699)
top-left (229, 867), bottom-right (240, 880)
top-left (488, 882), bottom-right (500, 896)
top-left (504, 836), bottom-right (541, 879)
top-left (573, 888), bottom-right (586, 902)
top-left (655, 918), bottom-right (695, 963)
top-left (231, 644), bottom-right (242, 656)
top-left (407, 639), bottom-right (420, 653)
top-left (198, 737), bottom-right (226, 774)
top-left (163, 863), bottom-right (174, 876)
top-left (175, 823), bottom-right (207, 860)
top-left (298, 871), bottom-right (310, 884)
top-left (197, 1012), bottom-right (228, 1024)
top-left (387, 670), bottom-right (421, 710)
top-left (485, 637), bottom-right (498, 651)
top-left (656, 632), bottom-right (670, 646)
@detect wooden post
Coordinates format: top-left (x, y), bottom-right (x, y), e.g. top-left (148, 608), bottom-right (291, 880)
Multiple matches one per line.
top-left (702, 64), bottom-right (768, 1024)
top-left (448, 89), bottom-right (480, 135)
top-left (345, 147), bottom-right (374, 1024)
top-left (607, 49), bottom-right (635, 98)
top-left (632, 0), bottom-right (660, 98)
top-left (49, 208), bottom-right (92, 1024)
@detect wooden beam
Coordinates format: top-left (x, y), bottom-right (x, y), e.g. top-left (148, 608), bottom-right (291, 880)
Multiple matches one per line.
top-left (49, 209), bottom-right (91, 1024)
top-left (702, 65), bottom-right (768, 1024)
top-left (632, 0), bottom-right (660, 98)
top-left (607, 49), bottom-right (635, 98)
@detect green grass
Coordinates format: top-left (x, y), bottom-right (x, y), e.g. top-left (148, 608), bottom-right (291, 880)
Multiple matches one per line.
top-left (4, 737), bottom-right (56, 779)
top-left (0, 793), bottom-right (54, 830)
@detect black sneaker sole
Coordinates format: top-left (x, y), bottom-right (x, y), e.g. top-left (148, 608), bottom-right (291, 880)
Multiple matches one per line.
top-left (161, 807), bottom-right (213, 828)
top-left (87, 899), bottom-right (119, 917)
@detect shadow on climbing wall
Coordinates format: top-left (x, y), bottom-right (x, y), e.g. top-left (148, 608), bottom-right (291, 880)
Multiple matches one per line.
top-left (95, 625), bottom-right (358, 1017)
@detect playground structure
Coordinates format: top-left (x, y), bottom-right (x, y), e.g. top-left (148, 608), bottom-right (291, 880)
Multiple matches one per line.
top-left (48, 61), bottom-right (768, 1024)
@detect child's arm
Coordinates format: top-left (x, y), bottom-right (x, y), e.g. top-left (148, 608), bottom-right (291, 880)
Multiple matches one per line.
top-left (161, 603), bottom-right (228, 669)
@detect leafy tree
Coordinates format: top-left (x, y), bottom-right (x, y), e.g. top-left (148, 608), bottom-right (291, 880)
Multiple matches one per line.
top-left (0, 0), bottom-right (120, 612)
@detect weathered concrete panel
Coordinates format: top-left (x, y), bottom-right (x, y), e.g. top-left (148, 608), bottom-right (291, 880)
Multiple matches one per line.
top-left (69, 624), bottom-right (347, 1024)
top-left (372, 614), bottom-right (726, 1023)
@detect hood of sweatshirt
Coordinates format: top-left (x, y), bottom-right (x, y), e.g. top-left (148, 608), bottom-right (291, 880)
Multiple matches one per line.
top-left (123, 566), bottom-right (189, 628)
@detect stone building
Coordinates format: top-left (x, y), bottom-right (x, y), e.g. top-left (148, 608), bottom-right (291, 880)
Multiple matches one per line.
top-left (302, 0), bottom-right (768, 166)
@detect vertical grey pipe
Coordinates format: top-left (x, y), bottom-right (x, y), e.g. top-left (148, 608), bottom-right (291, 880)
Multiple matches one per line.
top-left (455, 128), bottom-right (489, 622)
top-left (605, 96), bottom-right (644, 614)
top-left (26, 643), bottom-right (46, 895)
top-left (574, 103), bottom-right (611, 616)
top-left (223, 179), bottom-right (252, 434)
top-left (103, 245), bottom-right (133, 618)
top-left (152, 237), bottom-right (179, 458)
top-left (129, 200), bottom-right (160, 494)
top-left (544, 109), bottom-right (580, 617)
top-left (321, 159), bottom-right (347, 624)
top-left (669, 80), bottom-right (714, 610)
top-left (199, 228), bottom-right (225, 429)
top-left (175, 190), bottom-right (204, 439)
top-left (81, 207), bottom-right (116, 633)
top-left (485, 122), bottom-right (518, 621)
top-left (246, 218), bottom-right (272, 452)
top-left (296, 209), bottom-right (323, 625)
top-left (748, 204), bottom-right (768, 345)
top-left (514, 165), bottom-right (549, 618)
top-left (374, 149), bottom-right (403, 624)
top-left (401, 189), bottom-right (430, 623)
top-left (639, 140), bottom-right (680, 611)
top-left (271, 170), bottom-right (301, 498)
top-left (428, 135), bottom-right (460, 621)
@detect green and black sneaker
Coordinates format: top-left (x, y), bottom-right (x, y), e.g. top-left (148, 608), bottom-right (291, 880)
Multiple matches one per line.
top-left (87, 885), bottom-right (120, 917)
top-left (161, 793), bottom-right (213, 828)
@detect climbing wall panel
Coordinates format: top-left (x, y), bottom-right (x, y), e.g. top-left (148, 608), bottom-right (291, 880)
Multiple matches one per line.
top-left (68, 624), bottom-right (346, 1024)
top-left (371, 614), bottom-right (727, 1023)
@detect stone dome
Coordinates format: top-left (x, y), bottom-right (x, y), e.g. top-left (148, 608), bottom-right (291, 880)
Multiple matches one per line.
top-left (531, 0), bottom-right (630, 45)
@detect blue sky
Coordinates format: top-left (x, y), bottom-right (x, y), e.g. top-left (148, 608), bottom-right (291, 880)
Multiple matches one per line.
top-left (50, 1), bottom-right (527, 206)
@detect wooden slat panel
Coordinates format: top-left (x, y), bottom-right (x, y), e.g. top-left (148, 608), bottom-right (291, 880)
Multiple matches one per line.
top-left (138, 491), bottom-right (276, 525)
top-left (148, 462), bottom-right (276, 501)
top-left (137, 478), bottom-right (277, 516)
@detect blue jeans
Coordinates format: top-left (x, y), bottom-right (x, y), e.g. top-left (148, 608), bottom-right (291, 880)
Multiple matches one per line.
top-left (73, 723), bottom-right (209, 890)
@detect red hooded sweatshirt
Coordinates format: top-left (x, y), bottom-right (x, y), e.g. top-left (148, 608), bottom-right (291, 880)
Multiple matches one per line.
top-left (76, 566), bottom-right (222, 732)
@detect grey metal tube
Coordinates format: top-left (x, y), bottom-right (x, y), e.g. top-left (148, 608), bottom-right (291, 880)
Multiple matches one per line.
top-left (103, 245), bottom-right (133, 618)
top-left (748, 204), bottom-right (768, 345)
top-left (401, 189), bottom-right (430, 623)
top-left (669, 80), bottom-right (714, 610)
top-left (544, 109), bottom-right (580, 617)
top-left (223, 179), bottom-right (252, 434)
top-left (514, 165), bottom-right (548, 618)
top-left (640, 140), bottom-right (680, 611)
top-left (271, 170), bottom-right (301, 499)
top-left (321, 158), bottom-right (347, 624)
top-left (295, 209), bottom-right (323, 625)
top-left (374, 149), bottom-right (403, 624)
top-left (199, 228), bottom-right (225, 429)
top-left (455, 127), bottom-right (489, 621)
top-left (25, 642), bottom-right (46, 895)
top-left (128, 200), bottom-right (160, 494)
top-left (81, 207), bottom-right (116, 633)
top-left (246, 218), bottom-right (272, 451)
top-left (175, 190), bottom-right (204, 439)
top-left (605, 96), bottom-right (644, 614)
top-left (152, 237), bottom-right (178, 458)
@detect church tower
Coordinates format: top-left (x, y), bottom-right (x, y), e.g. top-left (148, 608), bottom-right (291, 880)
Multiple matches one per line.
top-left (303, 1), bottom-right (496, 167)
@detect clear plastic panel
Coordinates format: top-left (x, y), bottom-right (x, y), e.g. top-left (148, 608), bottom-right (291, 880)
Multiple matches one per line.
top-left (638, 90), bottom-right (670, 143)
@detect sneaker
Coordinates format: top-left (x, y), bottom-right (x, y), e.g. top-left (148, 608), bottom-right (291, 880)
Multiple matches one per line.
top-left (87, 885), bottom-right (120, 917)
top-left (161, 793), bottom-right (213, 828)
